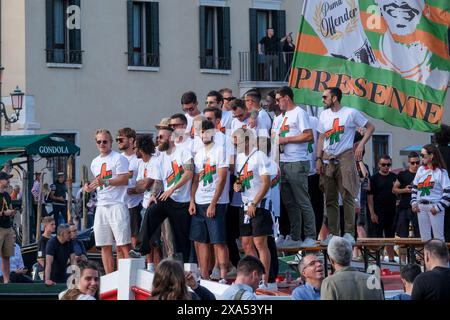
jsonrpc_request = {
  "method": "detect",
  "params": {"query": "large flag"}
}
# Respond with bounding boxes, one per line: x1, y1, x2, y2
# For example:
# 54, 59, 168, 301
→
290, 0, 450, 132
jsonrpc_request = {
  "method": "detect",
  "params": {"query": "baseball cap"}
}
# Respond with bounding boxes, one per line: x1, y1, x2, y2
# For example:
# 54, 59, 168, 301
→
0, 172, 13, 180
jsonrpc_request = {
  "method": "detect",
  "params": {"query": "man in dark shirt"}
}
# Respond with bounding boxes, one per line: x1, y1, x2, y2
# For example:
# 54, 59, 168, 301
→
35, 216, 56, 281
258, 28, 280, 81
49, 173, 67, 225
0, 172, 16, 283
393, 151, 421, 238
367, 155, 397, 261
412, 239, 450, 300
45, 223, 75, 284
69, 223, 87, 263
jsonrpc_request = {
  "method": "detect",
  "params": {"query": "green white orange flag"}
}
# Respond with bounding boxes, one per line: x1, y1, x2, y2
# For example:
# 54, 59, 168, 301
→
289, 0, 450, 132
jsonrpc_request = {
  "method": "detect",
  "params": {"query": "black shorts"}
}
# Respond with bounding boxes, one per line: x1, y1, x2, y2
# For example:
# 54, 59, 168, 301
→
129, 204, 143, 236
239, 207, 273, 237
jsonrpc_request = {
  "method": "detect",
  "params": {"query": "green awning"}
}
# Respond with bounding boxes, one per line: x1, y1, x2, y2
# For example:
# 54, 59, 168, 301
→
0, 134, 80, 157
0, 153, 23, 167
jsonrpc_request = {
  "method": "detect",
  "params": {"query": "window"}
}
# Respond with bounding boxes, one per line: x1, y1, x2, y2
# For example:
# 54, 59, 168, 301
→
46, 0, 82, 64
372, 134, 390, 173
127, 1, 159, 67
199, 6, 231, 70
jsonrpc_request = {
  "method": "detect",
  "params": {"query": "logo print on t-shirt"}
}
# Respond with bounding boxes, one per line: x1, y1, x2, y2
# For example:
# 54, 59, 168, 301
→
279, 117, 290, 137
97, 163, 112, 190
418, 175, 435, 196
325, 118, 345, 145
239, 163, 254, 191
167, 161, 185, 187
271, 169, 280, 188
199, 158, 217, 186
128, 170, 134, 179
307, 139, 314, 154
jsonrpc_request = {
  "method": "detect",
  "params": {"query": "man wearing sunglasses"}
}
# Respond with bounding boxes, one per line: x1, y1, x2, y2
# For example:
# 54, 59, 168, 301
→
84, 129, 131, 274
393, 152, 421, 240
219, 88, 235, 134
115, 128, 142, 250
244, 89, 272, 138
367, 155, 398, 262
169, 114, 194, 153
181, 91, 201, 137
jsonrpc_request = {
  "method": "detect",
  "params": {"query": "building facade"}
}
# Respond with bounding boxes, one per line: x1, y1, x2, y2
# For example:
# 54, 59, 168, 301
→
1, 0, 449, 186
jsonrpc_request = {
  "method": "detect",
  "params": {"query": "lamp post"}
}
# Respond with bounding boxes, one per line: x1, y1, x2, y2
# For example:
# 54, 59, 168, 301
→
0, 67, 25, 135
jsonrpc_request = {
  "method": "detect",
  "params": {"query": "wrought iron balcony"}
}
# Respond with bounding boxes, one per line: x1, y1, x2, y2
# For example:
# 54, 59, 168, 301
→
46, 49, 83, 64
239, 51, 293, 82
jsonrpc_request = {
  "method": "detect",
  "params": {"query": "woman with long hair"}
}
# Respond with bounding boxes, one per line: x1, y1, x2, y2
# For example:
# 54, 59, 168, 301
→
149, 259, 215, 300
411, 144, 450, 241
60, 261, 100, 300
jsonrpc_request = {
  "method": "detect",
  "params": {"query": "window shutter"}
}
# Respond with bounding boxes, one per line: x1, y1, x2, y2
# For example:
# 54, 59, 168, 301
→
222, 6, 231, 70
199, 5, 206, 69
127, 0, 134, 65
273, 10, 286, 44
46, 0, 54, 62
69, 0, 81, 63
249, 8, 258, 80
147, 2, 159, 67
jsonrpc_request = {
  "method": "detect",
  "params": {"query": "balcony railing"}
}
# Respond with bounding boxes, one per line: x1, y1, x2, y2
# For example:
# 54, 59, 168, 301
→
127, 52, 160, 68
239, 51, 293, 82
199, 56, 231, 71
46, 49, 83, 64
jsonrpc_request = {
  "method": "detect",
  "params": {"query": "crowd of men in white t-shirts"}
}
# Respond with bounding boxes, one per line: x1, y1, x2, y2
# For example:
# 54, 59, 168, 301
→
84, 86, 378, 289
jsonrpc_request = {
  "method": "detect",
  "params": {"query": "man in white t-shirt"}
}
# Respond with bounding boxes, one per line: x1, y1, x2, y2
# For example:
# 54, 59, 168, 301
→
219, 88, 235, 133
169, 114, 194, 153
181, 91, 201, 138
131, 134, 162, 271
130, 120, 194, 263
232, 127, 276, 286
115, 127, 142, 249
244, 89, 273, 137
190, 119, 230, 281
316, 87, 375, 246
84, 129, 131, 274
273, 86, 316, 248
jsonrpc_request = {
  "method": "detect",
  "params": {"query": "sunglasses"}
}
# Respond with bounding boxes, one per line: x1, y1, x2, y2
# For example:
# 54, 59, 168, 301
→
169, 123, 184, 128
275, 96, 284, 102
322, 95, 328, 99
420, 153, 430, 158
115, 138, 124, 143
157, 135, 164, 140
410, 161, 420, 165
233, 113, 245, 119
224, 97, 236, 101
380, 163, 391, 167
183, 106, 195, 112
96, 140, 109, 145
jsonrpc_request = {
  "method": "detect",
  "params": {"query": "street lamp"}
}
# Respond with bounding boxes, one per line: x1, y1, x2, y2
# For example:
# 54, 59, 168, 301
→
0, 66, 25, 135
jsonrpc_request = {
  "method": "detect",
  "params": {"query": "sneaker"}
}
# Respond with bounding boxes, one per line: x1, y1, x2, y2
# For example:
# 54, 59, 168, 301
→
226, 266, 237, 279
210, 267, 221, 280
343, 233, 355, 246
275, 235, 285, 247
129, 249, 142, 258
218, 278, 227, 284
320, 234, 334, 246
301, 237, 318, 248
282, 236, 302, 248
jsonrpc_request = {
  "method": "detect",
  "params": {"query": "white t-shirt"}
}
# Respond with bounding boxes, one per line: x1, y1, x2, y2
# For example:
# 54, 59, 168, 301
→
412, 166, 450, 211
193, 131, 235, 163
90, 151, 129, 206
257, 108, 273, 135
185, 113, 194, 135
272, 106, 311, 162
194, 143, 230, 204
308, 116, 319, 175
317, 107, 368, 157
235, 149, 276, 209
175, 137, 194, 156
136, 155, 160, 209
231, 116, 250, 132
220, 110, 233, 133
150, 147, 193, 203
122, 153, 143, 208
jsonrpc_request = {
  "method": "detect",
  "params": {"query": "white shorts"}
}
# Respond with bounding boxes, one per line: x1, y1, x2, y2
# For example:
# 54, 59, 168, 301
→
94, 203, 131, 246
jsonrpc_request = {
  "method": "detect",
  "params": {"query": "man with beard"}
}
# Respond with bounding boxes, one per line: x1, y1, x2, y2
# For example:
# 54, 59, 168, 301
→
189, 119, 230, 282
130, 119, 194, 263
219, 88, 235, 133
317, 87, 374, 246
84, 129, 130, 274
115, 128, 142, 249
131, 134, 162, 272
